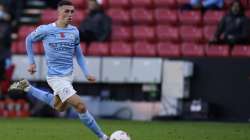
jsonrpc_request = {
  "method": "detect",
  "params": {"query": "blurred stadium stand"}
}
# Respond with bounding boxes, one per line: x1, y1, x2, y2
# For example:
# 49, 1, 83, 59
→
3, 0, 250, 121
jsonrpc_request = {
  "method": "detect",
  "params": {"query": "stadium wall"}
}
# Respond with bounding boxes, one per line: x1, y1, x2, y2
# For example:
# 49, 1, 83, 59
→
184, 58, 250, 121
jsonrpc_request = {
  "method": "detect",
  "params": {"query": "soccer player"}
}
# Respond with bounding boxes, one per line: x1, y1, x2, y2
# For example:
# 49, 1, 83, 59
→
9, 1, 109, 140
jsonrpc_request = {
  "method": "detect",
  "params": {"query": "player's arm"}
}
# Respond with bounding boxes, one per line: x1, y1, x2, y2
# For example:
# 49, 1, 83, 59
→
25, 25, 46, 74
75, 44, 96, 82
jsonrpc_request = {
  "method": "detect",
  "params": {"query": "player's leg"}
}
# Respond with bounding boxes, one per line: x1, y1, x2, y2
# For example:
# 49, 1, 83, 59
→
9, 80, 54, 107
8, 79, 68, 112
66, 94, 108, 140
54, 95, 69, 112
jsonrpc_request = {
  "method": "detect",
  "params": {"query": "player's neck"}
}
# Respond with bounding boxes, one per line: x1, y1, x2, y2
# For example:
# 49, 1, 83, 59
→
55, 20, 68, 28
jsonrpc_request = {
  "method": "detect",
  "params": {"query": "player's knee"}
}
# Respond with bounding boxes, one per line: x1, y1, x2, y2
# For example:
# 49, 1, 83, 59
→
76, 103, 86, 113
55, 106, 67, 112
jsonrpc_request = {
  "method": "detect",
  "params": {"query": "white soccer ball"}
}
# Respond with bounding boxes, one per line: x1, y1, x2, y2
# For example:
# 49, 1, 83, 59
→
110, 130, 131, 140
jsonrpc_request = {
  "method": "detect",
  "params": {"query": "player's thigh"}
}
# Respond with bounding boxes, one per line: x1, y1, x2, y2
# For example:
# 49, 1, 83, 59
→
54, 95, 69, 112
66, 94, 85, 107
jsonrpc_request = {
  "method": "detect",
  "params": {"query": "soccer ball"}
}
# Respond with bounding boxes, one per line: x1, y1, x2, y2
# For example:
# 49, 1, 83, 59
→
110, 130, 131, 140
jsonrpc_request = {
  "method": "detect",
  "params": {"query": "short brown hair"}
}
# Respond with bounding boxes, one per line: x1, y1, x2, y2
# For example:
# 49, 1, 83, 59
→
57, 0, 73, 7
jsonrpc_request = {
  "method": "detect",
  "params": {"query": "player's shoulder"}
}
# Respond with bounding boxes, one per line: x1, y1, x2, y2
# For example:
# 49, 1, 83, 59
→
36, 24, 53, 31
68, 24, 79, 31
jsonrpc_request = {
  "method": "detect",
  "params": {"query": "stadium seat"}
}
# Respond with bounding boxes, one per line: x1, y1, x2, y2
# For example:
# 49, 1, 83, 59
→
133, 26, 155, 41
133, 41, 156, 57
72, 10, 85, 26
41, 9, 57, 24
0, 64, 14, 94
181, 43, 205, 57
131, 8, 154, 24
203, 11, 224, 25
80, 42, 87, 54
71, 0, 86, 9
206, 45, 229, 57
154, 9, 177, 25
16, 41, 27, 54
178, 11, 202, 25
88, 42, 109, 56
131, 0, 153, 8
157, 42, 181, 57
203, 25, 217, 42
156, 25, 179, 42
223, 0, 233, 7
110, 41, 133, 56
18, 26, 36, 40
111, 25, 132, 41
176, 0, 190, 6
153, 0, 176, 8
180, 26, 203, 42
231, 45, 250, 57
11, 41, 19, 54
18, 41, 43, 54
107, 8, 131, 24
108, 0, 130, 8
246, 10, 250, 18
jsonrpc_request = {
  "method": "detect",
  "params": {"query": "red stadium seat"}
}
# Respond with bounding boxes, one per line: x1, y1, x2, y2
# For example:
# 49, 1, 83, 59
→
71, 0, 86, 9
41, 9, 57, 24
231, 45, 250, 57
0, 64, 15, 94
88, 42, 109, 56
110, 41, 133, 56
131, 0, 153, 8
133, 41, 156, 57
111, 25, 132, 41
224, 0, 234, 8
153, 0, 176, 8
133, 26, 155, 41
246, 10, 250, 18
11, 41, 19, 54
18, 26, 36, 40
176, 0, 189, 6
131, 8, 154, 24
156, 25, 179, 42
108, 0, 130, 8
206, 45, 229, 57
18, 41, 43, 54
178, 11, 202, 25
180, 26, 203, 42
203, 25, 217, 42
154, 9, 177, 25
107, 8, 131, 24
80, 42, 87, 54
72, 10, 85, 26
157, 42, 181, 57
181, 43, 205, 57
203, 11, 224, 25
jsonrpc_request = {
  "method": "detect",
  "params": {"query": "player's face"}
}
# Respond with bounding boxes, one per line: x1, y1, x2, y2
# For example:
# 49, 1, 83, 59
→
58, 5, 75, 24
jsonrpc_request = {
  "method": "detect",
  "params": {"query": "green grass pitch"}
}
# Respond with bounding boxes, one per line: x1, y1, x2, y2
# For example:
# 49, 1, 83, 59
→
0, 118, 250, 140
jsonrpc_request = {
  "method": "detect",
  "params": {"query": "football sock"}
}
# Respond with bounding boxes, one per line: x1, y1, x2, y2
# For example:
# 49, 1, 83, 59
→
78, 110, 105, 138
28, 86, 54, 108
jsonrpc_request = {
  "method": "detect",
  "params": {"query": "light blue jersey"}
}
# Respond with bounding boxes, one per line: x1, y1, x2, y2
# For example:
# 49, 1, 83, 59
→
26, 23, 89, 77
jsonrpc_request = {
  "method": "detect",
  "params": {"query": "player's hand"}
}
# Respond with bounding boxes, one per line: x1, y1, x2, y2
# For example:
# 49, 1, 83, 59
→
28, 64, 37, 75
86, 75, 96, 83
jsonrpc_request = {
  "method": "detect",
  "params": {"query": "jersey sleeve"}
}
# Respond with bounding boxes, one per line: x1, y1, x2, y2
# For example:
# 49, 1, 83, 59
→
25, 25, 47, 64
28, 25, 47, 41
75, 29, 80, 45
74, 28, 90, 77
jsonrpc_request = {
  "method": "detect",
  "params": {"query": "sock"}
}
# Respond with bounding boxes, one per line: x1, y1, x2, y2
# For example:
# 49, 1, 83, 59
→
27, 86, 54, 108
78, 110, 105, 139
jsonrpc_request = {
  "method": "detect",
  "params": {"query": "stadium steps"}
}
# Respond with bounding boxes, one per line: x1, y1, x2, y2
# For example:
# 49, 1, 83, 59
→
19, 0, 45, 25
